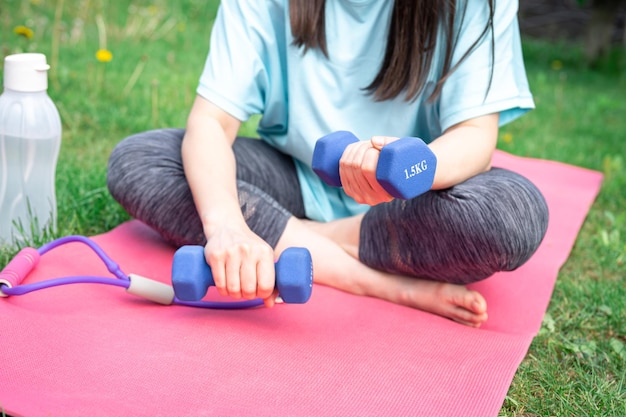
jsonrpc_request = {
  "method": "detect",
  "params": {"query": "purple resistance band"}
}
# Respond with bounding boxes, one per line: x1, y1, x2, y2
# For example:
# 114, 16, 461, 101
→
0, 235, 264, 309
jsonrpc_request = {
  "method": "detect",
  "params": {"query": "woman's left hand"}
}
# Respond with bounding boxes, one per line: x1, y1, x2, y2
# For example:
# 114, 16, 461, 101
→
338, 136, 399, 206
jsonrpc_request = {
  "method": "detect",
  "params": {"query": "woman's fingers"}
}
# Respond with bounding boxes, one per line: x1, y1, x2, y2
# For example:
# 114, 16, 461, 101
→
224, 248, 243, 299
206, 247, 229, 297
340, 141, 370, 199
339, 140, 394, 205
256, 252, 276, 300
205, 233, 277, 303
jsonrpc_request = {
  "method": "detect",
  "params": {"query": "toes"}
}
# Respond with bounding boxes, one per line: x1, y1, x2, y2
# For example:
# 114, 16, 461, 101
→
446, 288, 488, 326
452, 290, 487, 315
388, 277, 489, 327
467, 292, 487, 315
450, 307, 488, 328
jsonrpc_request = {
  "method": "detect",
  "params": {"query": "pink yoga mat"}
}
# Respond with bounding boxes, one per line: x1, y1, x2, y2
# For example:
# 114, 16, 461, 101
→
0, 151, 603, 417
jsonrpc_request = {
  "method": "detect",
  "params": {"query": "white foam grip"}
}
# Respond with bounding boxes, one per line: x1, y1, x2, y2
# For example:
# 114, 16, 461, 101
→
126, 273, 175, 305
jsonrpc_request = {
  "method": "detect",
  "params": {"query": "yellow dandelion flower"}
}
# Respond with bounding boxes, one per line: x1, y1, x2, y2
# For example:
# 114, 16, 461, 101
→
96, 49, 113, 63
551, 60, 563, 71
502, 132, 513, 144
14, 25, 34, 39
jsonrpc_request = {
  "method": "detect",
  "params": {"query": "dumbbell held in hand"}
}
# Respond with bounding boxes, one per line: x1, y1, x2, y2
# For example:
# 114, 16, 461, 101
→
311, 130, 437, 200
171, 246, 313, 304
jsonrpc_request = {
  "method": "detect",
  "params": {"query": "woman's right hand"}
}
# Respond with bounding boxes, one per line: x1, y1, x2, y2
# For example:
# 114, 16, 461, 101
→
339, 137, 396, 206
203, 218, 278, 307
181, 96, 278, 306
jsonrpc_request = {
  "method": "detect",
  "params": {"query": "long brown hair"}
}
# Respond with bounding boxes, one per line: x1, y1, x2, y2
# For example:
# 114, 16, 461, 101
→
290, 0, 495, 102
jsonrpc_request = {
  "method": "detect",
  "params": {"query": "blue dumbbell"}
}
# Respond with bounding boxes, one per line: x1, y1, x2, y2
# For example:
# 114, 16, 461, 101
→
171, 246, 313, 304
311, 130, 437, 200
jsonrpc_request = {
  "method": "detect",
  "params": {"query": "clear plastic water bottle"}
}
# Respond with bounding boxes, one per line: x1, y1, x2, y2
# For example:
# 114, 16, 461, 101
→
0, 53, 62, 246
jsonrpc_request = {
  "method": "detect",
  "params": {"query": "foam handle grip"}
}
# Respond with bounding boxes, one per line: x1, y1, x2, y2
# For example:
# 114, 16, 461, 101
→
0, 247, 40, 297
126, 273, 175, 305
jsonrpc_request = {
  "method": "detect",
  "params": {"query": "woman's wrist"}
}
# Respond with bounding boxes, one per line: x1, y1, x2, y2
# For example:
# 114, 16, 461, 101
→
200, 202, 248, 239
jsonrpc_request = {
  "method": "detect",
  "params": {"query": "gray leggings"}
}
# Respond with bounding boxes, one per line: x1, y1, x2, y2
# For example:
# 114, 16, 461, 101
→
107, 128, 549, 285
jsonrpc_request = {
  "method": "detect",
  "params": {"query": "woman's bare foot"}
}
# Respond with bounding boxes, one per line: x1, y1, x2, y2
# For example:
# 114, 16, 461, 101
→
277, 217, 489, 327
370, 272, 488, 327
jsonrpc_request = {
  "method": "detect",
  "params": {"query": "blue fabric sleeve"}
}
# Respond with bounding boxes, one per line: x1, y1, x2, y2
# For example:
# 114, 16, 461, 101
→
439, 0, 534, 131
196, 1, 279, 121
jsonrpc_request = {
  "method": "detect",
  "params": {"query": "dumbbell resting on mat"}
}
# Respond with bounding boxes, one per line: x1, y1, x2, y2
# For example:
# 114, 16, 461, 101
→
172, 246, 313, 304
311, 130, 437, 200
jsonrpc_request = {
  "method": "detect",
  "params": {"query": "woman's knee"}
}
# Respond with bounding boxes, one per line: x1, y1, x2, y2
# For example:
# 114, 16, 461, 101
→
106, 128, 206, 246
107, 128, 185, 201
358, 168, 549, 284
447, 168, 549, 273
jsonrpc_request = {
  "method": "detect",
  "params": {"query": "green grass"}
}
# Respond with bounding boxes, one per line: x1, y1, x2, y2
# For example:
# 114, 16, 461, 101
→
497, 40, 626, 416
1, 1, 625, 415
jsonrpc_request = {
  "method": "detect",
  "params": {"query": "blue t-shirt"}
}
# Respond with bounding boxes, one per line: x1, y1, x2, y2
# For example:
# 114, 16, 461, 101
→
197, 0, 534, 221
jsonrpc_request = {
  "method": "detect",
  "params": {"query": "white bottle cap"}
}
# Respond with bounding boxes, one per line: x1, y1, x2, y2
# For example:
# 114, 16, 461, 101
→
3, 53, 50, 92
